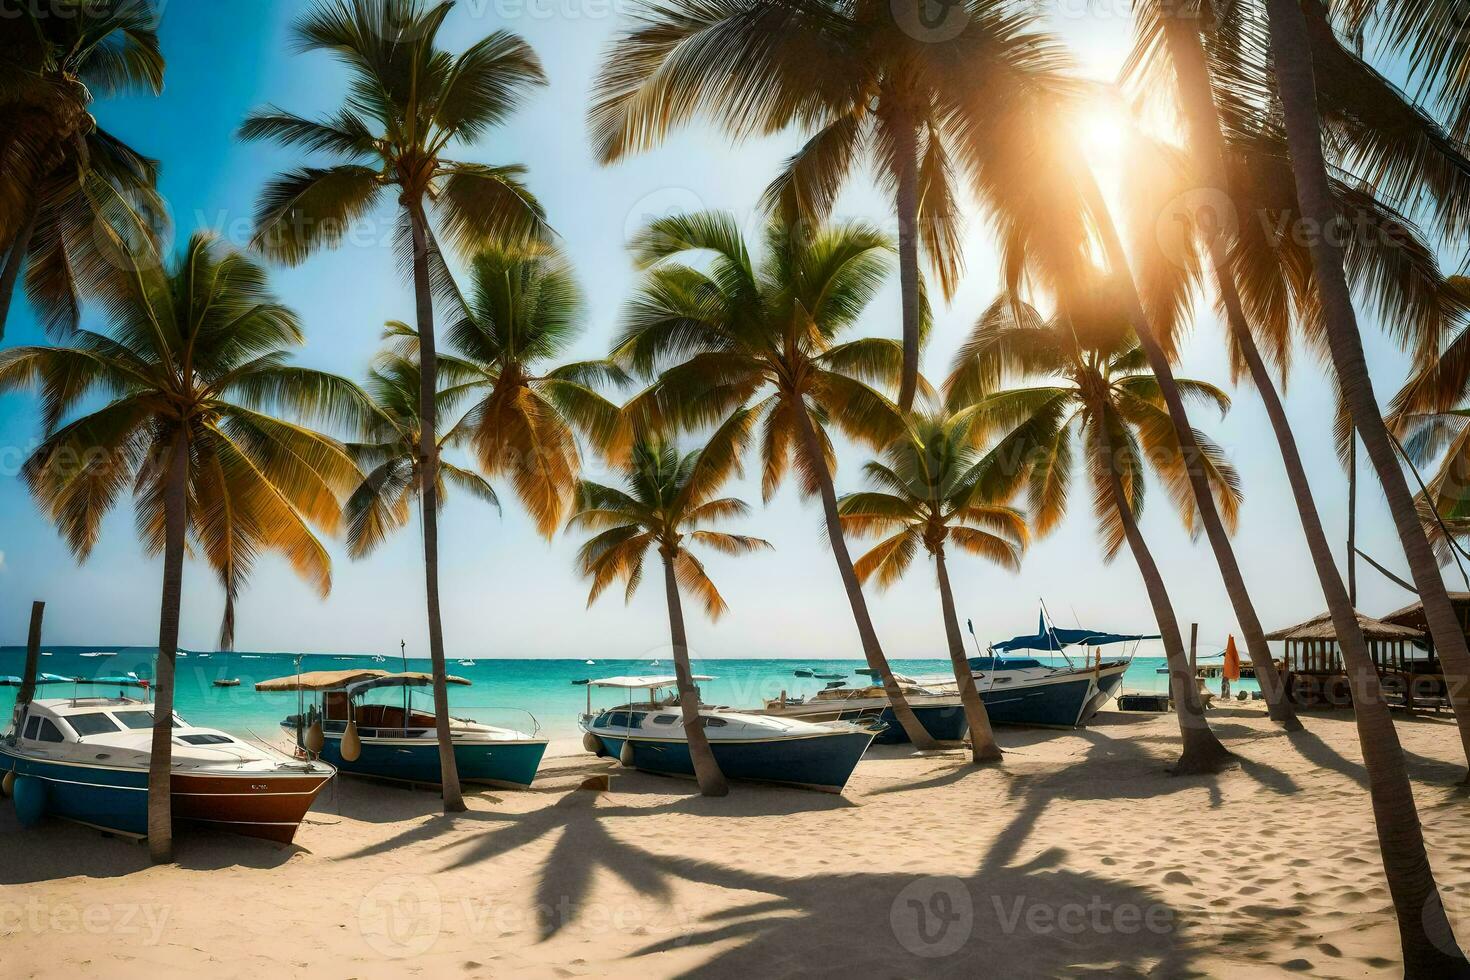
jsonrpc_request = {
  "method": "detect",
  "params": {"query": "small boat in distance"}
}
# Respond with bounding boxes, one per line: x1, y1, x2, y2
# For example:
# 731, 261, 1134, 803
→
2, 676, 333, 844
213, 679, 240, 688
79, 652, 115, 659
576, 676, 881, 794
258, 670, 547, 790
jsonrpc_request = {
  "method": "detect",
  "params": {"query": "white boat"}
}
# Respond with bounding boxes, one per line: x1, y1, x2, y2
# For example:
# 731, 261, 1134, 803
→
2, 675, 334, 843
79, 652, 115, 659
576, 676, 881, 794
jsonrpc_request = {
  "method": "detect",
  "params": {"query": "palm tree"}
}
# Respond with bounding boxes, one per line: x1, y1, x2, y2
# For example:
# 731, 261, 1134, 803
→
838, 410, 1027, 763
241, 0, 548, 812
614, 210, 938, 748
0, 0, 166, 338
569, 411, 771, 796
1133, 0, 1470, 760
441, 240, 629, 537
341, 335, 500, 560
588, 0, 1072, 411
1256, 0, 1469, 968
948, 294, 1238, 774
0, 232, 365, 862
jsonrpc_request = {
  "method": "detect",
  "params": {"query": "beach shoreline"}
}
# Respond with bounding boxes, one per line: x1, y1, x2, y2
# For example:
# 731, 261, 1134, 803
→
4, 705, 1465, 978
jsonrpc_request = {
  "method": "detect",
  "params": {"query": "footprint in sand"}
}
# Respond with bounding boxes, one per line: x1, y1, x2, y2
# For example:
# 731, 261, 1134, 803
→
1237, 885, 1263, 896
1164, 871, 1192, 886
1280, 958, 1314, 971
1315, 944, 1341, 958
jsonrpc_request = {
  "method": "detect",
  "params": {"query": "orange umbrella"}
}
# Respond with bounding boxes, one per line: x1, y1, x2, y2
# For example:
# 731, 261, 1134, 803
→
1223, 635, 1242, 681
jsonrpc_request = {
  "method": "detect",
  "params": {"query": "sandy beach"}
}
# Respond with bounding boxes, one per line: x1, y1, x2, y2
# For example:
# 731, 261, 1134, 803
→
4, 705, 1467, 978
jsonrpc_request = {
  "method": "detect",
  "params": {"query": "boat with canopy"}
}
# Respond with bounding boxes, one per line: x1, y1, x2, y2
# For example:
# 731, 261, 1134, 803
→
576, 675, 882, 794
2, 674, 333, 844
763, 609, 1156, 738
258, 669, 547, 790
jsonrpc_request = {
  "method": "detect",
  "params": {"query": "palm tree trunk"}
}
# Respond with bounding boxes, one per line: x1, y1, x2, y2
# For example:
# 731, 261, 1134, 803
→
790, 396, 937, 747
406, 197, 465, 813
1097, 421, 1233, 774
1262, 1, 1470, 970
1159, 12, 1317, 728
894, 112, 922, 413
660, 548, 728, 796
934, 546, 1001, 763
0, 197, 38, 342
1260, 0, 1470, 773
1078, 166, 1302, 731
148, 426, 189, 863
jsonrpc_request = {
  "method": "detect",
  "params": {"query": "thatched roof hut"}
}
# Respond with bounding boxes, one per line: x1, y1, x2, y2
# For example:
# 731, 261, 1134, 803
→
1265, 611, 1424, 642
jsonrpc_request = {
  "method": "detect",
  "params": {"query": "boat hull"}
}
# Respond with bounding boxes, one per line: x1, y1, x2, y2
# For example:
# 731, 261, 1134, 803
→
0, 747, 332, 844
307, 731, 547, 790
589, 730, 876, 794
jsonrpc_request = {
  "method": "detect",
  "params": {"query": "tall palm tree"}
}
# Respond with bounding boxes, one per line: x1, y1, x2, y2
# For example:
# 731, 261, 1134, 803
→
838, 410, 1027, 763
0, 0, 166, 338
241, 0, 548, 812
0, 232, 365, 862
342, 336, 499, 560
588, 0, 1073, 411
441, 240, 629, 537
569, 411, 771, 796
1258, 0, 1469, 969
1124, 0, 1470, 752
948, 294, 1239, 774
614, 210, 937, 748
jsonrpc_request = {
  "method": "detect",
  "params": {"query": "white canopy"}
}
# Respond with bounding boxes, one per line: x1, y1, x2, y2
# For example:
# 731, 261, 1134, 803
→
584, 675, 714, 690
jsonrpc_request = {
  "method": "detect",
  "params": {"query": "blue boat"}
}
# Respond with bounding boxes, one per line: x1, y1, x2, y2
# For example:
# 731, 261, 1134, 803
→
576, 676, 881, 794
2, 676, 333, 844
261, 669, 548, 790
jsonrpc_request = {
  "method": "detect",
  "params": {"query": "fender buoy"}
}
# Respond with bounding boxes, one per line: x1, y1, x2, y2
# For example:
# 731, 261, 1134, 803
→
12, 775, 46, 828
340, 719, 362, 762
1, 768, 14, 798
582, 732, 604, 757
618, 739, 636, 767
304, 719, 325, 755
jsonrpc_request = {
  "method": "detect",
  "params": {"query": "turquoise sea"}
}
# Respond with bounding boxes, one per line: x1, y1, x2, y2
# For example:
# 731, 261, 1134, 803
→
0, 647, 1261, 740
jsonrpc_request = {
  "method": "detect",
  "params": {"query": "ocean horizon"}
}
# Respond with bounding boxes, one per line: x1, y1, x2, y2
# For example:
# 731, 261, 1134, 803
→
1, 645, 1255, 740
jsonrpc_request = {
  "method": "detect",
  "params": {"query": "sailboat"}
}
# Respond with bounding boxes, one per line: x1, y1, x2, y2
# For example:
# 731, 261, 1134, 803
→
763, 610, 1154, 740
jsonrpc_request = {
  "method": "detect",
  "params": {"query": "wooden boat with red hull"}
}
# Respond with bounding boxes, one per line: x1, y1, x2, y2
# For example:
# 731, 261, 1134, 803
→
2, 676, 334, 845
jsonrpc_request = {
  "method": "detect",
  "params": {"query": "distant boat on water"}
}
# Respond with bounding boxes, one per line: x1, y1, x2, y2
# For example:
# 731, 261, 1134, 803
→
79, 652, 115, 659
457, 660, 475, 667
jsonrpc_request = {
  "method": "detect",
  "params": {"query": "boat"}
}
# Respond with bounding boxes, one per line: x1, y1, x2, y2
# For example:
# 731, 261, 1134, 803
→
258, 670, 547, 790
576, 676, 882, 794
213, 679, 240, 688
457, 660, 475, 667
762, 613, 1151, 741
1, 675, 333, 844
79, 652, 115, 659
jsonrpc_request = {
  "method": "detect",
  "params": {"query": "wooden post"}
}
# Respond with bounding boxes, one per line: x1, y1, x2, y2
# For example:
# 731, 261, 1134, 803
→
1189, 622, 1199, 677
17, 601, 45, 708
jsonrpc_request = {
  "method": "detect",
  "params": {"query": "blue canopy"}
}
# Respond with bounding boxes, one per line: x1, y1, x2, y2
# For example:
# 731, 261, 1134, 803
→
1, 673, 146, 688
993, 613, 1159, 653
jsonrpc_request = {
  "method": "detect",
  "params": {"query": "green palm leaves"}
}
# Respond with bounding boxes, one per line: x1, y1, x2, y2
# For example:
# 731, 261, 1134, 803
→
840, 412, 1028, 587
569, 411, 771, 618
948, 296, 1241, 560
241, 0, 548, 263
0, 232, 368, 646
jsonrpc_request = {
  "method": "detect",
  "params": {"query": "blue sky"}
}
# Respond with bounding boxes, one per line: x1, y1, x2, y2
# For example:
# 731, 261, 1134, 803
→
0, 2, 1440, 658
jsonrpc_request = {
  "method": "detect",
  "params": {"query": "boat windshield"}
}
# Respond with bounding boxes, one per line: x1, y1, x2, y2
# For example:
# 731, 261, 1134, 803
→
67, 713, 121, 737
113, 710, 179, 730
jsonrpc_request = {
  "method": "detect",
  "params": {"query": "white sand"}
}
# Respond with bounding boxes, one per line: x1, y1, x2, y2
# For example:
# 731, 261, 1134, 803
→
4, 705, 1468, 978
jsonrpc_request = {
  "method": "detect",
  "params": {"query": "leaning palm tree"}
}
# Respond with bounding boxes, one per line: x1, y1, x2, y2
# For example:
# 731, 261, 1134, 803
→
588, 0, 1072, 411
839, 410, 1027, 763
569, 411, 771, 796
241, 0, 548, 812
0, 0, 167, 338
948, 294, 1239, 775
614, 210, 937, 748
0, 232, 365, 863
342, 339, 499, 560
1231, 0, 1470, 967
441, 240, 629, 537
